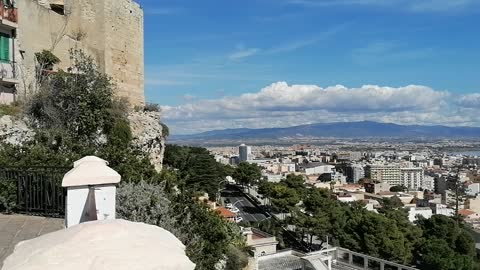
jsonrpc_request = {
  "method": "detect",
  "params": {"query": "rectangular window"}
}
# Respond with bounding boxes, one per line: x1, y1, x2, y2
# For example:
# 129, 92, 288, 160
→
0, 33, 11, 63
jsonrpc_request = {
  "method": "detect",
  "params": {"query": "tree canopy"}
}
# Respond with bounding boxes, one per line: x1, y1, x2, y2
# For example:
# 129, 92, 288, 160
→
232, 162, 262, 187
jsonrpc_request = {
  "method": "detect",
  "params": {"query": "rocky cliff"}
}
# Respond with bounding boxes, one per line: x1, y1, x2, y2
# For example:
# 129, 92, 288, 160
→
0, 112, 166, 171
128, 111, 166, 172
0, 115, 34, 145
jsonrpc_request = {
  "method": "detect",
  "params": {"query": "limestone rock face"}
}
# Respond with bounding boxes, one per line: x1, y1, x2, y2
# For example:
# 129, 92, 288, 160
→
128, 111, 166, 172
0, 116, 34, 145
2, 219, 195, 270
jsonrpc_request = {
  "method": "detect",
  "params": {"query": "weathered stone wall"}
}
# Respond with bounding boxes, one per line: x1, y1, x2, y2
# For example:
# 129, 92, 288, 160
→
128, 111, 166, 172
15, 0, 144, 106
104, 0, 144, 107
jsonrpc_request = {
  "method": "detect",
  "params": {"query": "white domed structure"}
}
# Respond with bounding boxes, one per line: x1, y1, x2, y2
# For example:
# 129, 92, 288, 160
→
2, 219, 195, 270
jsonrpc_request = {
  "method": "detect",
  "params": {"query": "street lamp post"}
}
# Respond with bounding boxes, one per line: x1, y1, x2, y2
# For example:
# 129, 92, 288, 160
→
217, 179, 228, 204
232, 200, 244, 207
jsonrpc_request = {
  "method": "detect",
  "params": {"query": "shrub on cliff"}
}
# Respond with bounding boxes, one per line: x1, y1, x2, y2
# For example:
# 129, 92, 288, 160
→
117, 181, 248, 270
0, 49, 157, 182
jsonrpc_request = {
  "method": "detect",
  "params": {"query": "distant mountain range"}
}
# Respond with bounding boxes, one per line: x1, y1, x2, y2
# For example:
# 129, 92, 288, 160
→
170, 121, 480, 142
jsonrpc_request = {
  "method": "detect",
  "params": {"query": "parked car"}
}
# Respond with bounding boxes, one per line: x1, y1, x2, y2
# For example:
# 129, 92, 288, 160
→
231, 207, 240, 213
234, 216, 243, 223
225, 203, 233, 209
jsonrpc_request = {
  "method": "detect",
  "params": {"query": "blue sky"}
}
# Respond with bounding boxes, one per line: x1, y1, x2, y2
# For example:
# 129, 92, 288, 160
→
136, 0, 480, 134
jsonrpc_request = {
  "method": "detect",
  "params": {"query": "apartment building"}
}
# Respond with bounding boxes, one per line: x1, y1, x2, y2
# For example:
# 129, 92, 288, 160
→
337, 151, 362, 161
366, 164, 402, 186
1, 0, 145, 106
401, 167, 424, 191
367, 164, 425, 190
346, 164, 364, 183
0, 0, 18, 103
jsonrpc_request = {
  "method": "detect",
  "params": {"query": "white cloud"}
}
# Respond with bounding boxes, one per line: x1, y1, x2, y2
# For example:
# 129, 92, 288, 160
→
159, 82, 474, 134
229, 48, 260, 60
458, 93, 480, 108
409, 0, 477, 12
268, 25, 347, 54
352, 41, 435, 64
145, 79, 187, 86
182, 94, 196, 101
268, 38, 320, 54
286, 0, 478, 13
145, 8, 185, 16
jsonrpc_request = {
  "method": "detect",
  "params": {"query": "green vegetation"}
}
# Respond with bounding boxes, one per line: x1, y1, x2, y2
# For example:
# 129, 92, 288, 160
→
232, 161, 262, 187
34, 49, 60, 69
0, 50, 246, 269
143, 102, 161, 112
257, 175, 479, 270
0, 102, 22, 116
1, 48, 476, 270
0, 50, 156, 181
416, 215, 477, 270
163, 144, 233, 198
116, 181, 248, 270
390, 185, 408, 192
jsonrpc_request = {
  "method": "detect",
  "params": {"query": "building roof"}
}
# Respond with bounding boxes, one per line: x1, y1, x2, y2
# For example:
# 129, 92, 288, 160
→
251, 228, 274, 239
298, 162, 329, 169
459, 209, 477, 217
258, 254, 304, 270
216, 207, 236, 218
378, 191, 396, 196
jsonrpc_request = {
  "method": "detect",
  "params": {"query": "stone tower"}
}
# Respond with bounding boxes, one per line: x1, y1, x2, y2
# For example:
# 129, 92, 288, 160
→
12, 0, 145, 106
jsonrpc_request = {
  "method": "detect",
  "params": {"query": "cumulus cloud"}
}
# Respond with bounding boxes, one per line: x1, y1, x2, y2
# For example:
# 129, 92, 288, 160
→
159, 82, 475, 134
458, 93, 480, 108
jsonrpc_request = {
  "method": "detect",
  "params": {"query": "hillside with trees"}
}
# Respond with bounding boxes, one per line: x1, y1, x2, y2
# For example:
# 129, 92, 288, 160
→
255, 176, 479, 270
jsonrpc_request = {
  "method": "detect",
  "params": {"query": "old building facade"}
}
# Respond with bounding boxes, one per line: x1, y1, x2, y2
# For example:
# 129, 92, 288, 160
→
0, 0, 144, 106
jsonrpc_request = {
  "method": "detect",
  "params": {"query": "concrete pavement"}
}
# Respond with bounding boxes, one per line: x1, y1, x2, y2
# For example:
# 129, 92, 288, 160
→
0, 214, 64, 267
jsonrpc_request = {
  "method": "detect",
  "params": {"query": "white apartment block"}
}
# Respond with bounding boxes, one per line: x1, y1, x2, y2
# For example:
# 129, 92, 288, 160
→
367, 165, 402, 186
367, 164, 425, 190
304, 164, 335, 176
337, 151, 362, 161
401, 168, 424, 191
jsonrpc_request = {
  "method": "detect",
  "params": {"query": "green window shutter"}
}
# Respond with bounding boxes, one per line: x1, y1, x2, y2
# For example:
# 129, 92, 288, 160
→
0, 33, 10, 62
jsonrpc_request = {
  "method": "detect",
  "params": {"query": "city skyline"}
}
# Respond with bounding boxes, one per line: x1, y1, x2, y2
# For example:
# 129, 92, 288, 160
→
137, 0, 480, 134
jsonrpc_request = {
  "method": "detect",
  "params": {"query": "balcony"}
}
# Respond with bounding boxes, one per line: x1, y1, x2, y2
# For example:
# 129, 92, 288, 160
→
0, 0, 18, 28
0, 60, 18, 84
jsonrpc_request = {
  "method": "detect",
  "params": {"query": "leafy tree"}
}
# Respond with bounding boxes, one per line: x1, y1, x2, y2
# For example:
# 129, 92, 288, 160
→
379, 196, 404, 212
163, 145, 231, 199
358, 178, 372, 185
232, 162, 262, 187
415, 215, 476, 270
28, 49, 119, 143
270, 184, 300, 213
0, 49, 160, 181
225, 245, 249, 270
282, 174, 306, 190
117, 181, 248, 270
35, 49, 61, 69
390, 185, 408, 192
447, 168, 469, 222
417, 238, 475, 270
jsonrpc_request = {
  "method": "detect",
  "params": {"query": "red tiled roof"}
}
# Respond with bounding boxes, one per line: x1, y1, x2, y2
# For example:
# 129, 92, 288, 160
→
459, 209, 476, 217
216, 207, 236, 218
